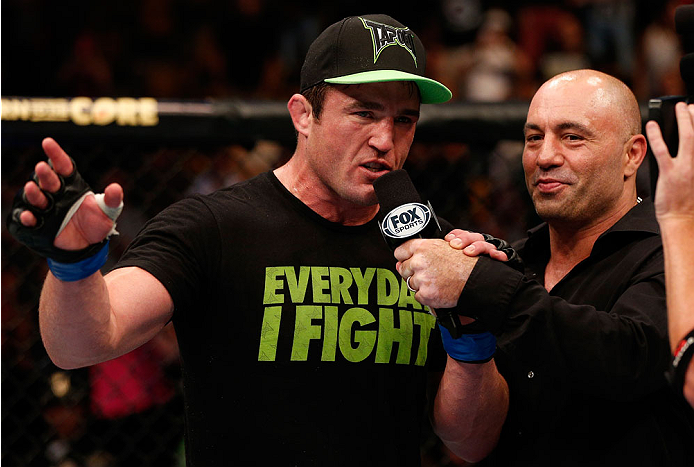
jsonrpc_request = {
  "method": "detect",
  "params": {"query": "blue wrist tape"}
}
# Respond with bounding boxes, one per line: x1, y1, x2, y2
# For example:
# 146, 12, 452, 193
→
47, 241, 109, 282
439, 326, 497, 363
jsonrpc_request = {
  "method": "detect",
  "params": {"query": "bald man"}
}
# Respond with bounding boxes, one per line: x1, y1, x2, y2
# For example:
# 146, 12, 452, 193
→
395, 70, 694, 465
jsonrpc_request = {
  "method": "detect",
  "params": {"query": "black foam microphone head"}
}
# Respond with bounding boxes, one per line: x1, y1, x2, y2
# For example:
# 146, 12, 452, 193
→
373, 169, 442, 250
373, 169, 422, 211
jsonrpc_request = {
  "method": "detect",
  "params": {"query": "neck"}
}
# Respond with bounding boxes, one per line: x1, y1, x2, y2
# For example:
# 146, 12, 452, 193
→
548, 222, 605, 267
544, 193, 639, 290
551, 192, 639, 256
274, 159, 379, 226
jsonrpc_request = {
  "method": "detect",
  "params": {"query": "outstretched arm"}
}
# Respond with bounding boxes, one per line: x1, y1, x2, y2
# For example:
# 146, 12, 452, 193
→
12, 138, 173, 369
646, 102, 694, 407
40, 265, 173, 369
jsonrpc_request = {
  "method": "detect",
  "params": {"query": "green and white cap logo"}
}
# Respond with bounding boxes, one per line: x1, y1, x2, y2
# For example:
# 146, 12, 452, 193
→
360, 18, 417, 67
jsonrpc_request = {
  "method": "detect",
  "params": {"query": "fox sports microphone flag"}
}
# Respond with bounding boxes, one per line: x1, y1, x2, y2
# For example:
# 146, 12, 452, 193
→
373, 169, 443, 250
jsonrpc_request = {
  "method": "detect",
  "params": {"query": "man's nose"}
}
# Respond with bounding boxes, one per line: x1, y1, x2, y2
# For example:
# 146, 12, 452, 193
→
369, 118, 395, 154
536, 135, 563, 167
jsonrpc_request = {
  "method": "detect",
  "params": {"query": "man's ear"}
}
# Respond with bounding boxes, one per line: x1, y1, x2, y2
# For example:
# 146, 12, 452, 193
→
288, 94, 312, 137
624, 134, 648, 179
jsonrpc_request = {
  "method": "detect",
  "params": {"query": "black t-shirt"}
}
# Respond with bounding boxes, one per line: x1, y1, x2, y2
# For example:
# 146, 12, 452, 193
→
115, 171, 446, 466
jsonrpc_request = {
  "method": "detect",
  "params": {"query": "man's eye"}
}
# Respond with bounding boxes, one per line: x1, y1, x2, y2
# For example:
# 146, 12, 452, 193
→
525, 134, 542, 142
354, 111, 372, 118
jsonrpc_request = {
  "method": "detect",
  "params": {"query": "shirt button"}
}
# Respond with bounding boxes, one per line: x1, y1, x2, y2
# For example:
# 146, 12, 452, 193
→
527, 371, 535, 379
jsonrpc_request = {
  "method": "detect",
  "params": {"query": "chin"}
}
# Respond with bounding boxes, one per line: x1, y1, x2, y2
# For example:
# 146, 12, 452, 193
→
358, 195, 379, 207
356, 187, 379, 206
342, 190, 377, 207
534, 201, 567, 222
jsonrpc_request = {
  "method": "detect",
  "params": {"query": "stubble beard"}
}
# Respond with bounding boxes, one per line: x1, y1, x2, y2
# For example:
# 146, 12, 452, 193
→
533, 191, 583, 226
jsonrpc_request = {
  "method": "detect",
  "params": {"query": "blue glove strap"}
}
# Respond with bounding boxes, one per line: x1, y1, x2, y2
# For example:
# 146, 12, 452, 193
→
47, 241, 109, 282
440, 326, 496, 363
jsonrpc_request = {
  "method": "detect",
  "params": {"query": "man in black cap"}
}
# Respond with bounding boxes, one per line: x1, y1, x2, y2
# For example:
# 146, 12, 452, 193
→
8, 14, 454, 467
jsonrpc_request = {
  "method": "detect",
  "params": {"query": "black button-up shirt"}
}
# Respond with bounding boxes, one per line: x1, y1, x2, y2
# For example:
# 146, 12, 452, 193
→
462, 200, 694, 466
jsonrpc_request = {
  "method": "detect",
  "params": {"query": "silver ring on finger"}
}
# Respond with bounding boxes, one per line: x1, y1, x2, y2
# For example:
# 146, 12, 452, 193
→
406, 276, 417, 293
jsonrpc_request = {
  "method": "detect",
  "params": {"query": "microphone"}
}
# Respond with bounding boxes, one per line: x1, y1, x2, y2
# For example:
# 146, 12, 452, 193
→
373, 169, 443, 250
373, 169, 462, 337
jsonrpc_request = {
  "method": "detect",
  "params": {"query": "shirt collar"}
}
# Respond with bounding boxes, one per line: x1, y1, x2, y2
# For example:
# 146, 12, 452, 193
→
523, 198, 660, 257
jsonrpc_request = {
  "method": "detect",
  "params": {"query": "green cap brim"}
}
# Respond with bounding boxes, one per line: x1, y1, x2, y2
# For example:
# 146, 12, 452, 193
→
325, 70, 452, 104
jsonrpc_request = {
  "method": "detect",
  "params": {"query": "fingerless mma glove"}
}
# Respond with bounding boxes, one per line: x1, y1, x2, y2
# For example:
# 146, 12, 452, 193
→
481, 233, 524, 273
437, 233, 524, 363
6, 158, 123, 281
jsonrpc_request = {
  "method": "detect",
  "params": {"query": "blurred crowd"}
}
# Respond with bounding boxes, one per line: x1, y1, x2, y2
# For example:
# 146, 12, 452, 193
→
2, 0, 689, 102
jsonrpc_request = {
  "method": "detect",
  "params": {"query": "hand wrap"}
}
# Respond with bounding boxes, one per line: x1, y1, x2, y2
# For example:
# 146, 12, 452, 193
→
6, 158, 123, 266
440, 326, 497, 364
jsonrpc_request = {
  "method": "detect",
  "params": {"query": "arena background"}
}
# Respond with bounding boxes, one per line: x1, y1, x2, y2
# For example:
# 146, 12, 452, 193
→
1, 1, 689, 466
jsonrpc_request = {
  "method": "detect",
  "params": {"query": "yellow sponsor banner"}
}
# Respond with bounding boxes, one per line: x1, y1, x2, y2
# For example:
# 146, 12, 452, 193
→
0, 97, 159, 126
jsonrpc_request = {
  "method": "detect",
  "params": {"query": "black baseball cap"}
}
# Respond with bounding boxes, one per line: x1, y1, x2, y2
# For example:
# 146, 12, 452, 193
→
300, 14, 452, 104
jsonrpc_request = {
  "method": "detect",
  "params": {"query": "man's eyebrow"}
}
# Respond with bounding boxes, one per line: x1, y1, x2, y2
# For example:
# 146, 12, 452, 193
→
556, 121, 594, 136
523, 122, 541, 135
348, 100, 420, 118
402, 108, 421, 118
349, 100, 383, 111
523, 121, 595, 137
